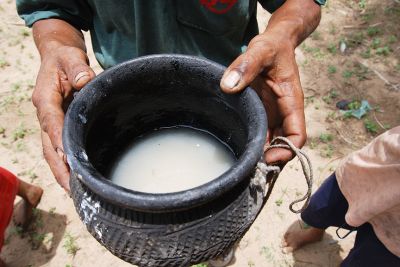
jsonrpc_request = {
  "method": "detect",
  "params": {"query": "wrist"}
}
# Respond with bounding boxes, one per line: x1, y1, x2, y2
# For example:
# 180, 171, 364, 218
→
33, 19, 86, 61
38, 40, 87, 63
264, 18, 305, 50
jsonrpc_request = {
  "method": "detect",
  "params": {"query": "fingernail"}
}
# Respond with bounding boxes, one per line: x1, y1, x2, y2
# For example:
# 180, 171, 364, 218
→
74, 71, 90, 84
222, 70, 241, 89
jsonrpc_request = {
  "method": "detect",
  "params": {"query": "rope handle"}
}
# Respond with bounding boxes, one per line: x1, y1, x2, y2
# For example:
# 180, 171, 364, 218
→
255, 136, 313, 214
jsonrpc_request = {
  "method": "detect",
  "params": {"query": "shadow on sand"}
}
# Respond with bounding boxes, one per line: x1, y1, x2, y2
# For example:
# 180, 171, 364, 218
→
1, 206, 67, 267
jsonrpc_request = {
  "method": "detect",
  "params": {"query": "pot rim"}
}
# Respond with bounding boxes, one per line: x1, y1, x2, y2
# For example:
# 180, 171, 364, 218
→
63, 54, 267, 212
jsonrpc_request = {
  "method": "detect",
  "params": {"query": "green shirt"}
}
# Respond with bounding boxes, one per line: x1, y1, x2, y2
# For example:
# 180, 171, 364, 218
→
16, 0, 324, 69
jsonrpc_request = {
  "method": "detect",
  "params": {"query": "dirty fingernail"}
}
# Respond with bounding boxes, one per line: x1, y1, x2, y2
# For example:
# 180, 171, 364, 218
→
74, 71, 90, 84
222, 70, 241, 89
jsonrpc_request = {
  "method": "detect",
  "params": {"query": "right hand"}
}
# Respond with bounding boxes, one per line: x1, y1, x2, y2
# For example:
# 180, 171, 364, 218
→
33, 46, 95, 192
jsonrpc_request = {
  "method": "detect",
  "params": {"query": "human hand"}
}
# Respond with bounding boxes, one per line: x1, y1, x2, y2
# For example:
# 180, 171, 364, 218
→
220, 33, 306, 166
33, 45, 95, 192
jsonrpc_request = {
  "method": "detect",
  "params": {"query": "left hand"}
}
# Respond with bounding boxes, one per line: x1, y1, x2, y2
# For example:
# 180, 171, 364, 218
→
220, 33, 306, 166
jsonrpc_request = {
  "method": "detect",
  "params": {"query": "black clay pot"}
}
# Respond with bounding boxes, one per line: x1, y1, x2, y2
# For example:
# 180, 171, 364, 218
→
63, 54, 267, 267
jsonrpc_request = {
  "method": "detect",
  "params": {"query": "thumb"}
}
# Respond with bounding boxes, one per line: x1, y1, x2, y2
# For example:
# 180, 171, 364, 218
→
220, 44, 274, 94
61, 48, 96, 89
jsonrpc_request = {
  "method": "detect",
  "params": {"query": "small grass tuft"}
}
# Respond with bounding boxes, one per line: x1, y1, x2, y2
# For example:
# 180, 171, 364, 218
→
376, 46, 391, 56
328, 65, 337, 74
321, 144, 334, 158
63, 233, 80, 257
364, 119, 378, 134
319, 133, 334, 143
367, 27, 380, 37
342, 70, 353, 79
12, 123, 28, 141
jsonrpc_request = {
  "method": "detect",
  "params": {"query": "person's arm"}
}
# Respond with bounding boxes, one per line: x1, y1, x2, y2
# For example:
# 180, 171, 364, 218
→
32, 19, 96, 192
221, 0, 321, 165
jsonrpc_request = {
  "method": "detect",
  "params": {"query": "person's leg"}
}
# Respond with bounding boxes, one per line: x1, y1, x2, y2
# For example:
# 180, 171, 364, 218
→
13, 178, 43, 227
282, 172, 352, 253
341, 223, 400, 267
0, 167, 20, 263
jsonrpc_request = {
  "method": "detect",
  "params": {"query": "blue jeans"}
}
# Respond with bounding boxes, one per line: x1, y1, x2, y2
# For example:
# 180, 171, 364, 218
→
301, 173, 400, 267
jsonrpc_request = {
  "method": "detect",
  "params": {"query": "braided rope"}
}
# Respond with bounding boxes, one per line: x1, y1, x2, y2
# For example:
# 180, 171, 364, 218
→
256, 136, 313, 214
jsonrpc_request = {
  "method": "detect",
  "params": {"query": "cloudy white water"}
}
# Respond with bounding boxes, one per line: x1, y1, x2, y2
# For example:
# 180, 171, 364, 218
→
110, 127, 236, 193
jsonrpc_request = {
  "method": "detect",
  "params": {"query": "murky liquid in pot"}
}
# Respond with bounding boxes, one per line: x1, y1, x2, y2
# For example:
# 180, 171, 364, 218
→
110, 127, 236, 193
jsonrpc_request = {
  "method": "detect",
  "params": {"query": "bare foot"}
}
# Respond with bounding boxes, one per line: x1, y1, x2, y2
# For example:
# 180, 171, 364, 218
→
281, 220, 324, 254
13, 182, 43, 228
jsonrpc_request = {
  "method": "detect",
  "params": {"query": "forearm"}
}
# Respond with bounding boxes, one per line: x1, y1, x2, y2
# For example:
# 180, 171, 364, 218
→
33, 19, 86, 60
264, 0, 321, 48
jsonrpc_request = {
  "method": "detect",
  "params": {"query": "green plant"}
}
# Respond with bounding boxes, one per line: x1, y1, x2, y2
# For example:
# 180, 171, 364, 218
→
376, 46, 391, 56
11, 83, 21, 92
20, 28, 30, 37
347, 32, 365, 48
321, 144, 334, 158
260, 246, 275, 262
305, 95, 315, 105
18, 168, 39, 182
15, 140, 26, 152
30, 232, 47, 249
275, 188, 288, 207
49, 207, 56, 216
328, 65, 337, 74
327, 42, 337, 54
10, 226, 24, 237
326, 111, 338, 121
0, 127, 5, 135
329, 90, 338, 99
361, 12, 374, 22
308, 138, 318, 149
347, 100, 361, 110
387, 35, 397, 44
63, 233, 80, 257
371, 38, 381, 49
32, 208, 44, 228
0, 58, 9, 68
319, 133, 333, 143
359, 0, 366, 9
192, 264, 208, 267
302, 44, 325, 59
12, 125, 28, 141
364, 119, 378, 134
361, 48, 371, 59
367, 26, 380, 37
275, 199, 283, 207
354, 63, 369, 81
342, 70, 353, 79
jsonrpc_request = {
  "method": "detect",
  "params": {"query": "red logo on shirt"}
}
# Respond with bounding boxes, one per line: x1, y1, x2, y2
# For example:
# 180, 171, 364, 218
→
200, 0, 238, 14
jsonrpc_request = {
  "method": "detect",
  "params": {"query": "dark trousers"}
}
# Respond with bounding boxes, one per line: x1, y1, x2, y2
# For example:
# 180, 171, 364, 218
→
301, 173, 400, 267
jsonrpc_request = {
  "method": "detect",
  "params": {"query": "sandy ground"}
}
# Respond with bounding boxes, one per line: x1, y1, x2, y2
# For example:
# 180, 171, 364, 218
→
1, 0, 399, 266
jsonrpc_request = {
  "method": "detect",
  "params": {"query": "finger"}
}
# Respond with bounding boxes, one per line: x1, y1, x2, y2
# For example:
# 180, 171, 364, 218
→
42, 131, 70, 192
60, 47, 96, 89
220, 39, 275, 93
33, 66, 66, 155
263, 81, 306, 164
